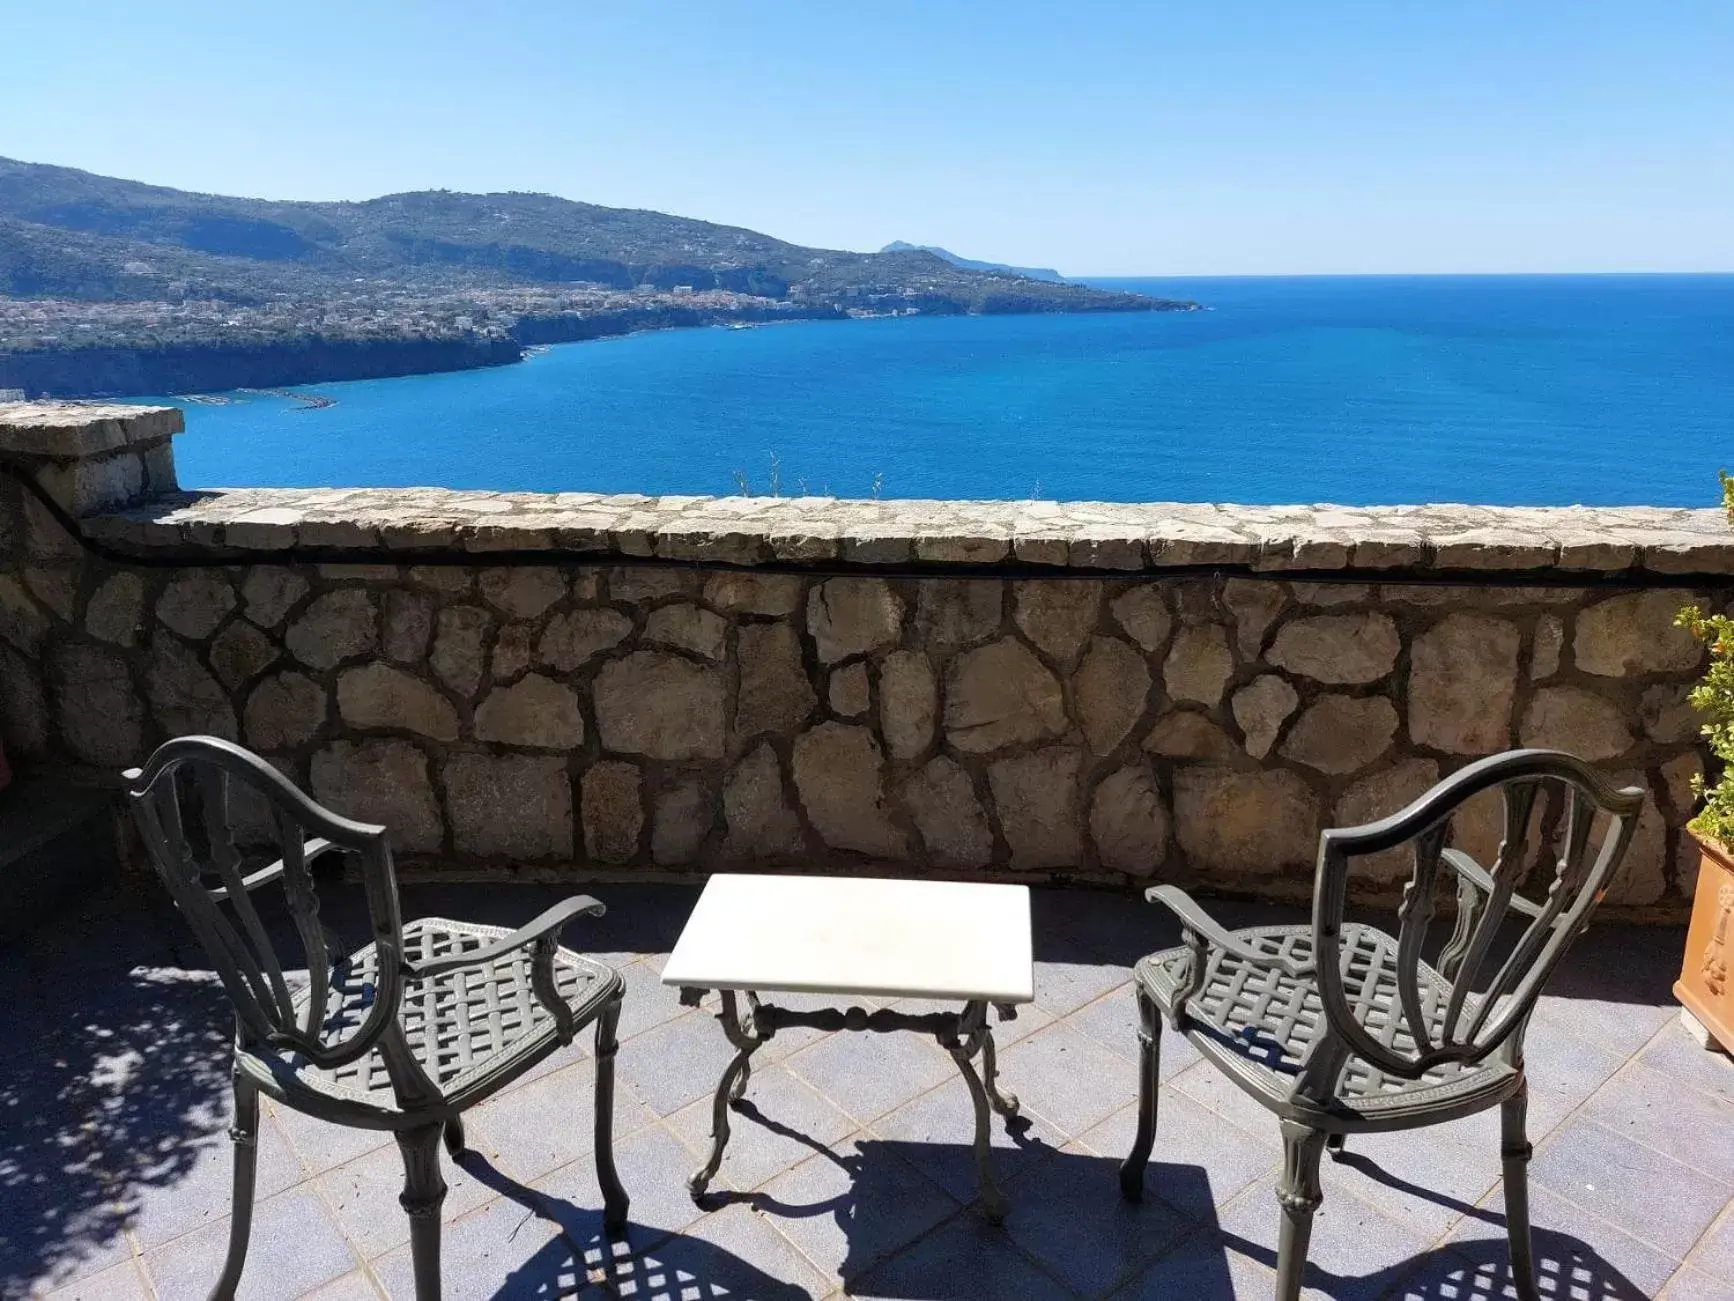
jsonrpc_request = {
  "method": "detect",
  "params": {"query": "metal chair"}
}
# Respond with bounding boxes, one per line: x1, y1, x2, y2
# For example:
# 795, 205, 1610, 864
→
1118, 750, 1643, 1301
124, 736, 629, 1301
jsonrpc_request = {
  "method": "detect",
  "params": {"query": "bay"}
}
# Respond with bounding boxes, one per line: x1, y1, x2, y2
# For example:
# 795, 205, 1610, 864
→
157, 273, 1734, 507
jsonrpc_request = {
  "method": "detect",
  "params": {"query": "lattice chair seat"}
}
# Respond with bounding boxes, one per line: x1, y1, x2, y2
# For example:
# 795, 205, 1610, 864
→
264, 918, 619, 1114
1137, 923, 1516, 1121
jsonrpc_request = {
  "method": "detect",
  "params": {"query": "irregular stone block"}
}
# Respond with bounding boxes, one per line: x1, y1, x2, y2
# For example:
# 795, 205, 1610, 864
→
1110, 586, 1173, 655
285, 590, 378, 670
1013, 581, 1102, 668
445, 753, 573, 860
1640, 682, 1699, 743
608, 567, 700, 604
147, 634, 237, 741
1288, 582, 1370, 607
989, 747, 1083, 870
1232, 674, 1298, 760
1519, 685, 1633, 761
1143, 711, 1238, 758
539, 608, 631, 673
209, 619, 278, 691
1091, 764, 1170, 875
1573, 590, 1702, 677
491, 622, 534, 681
84, 572, 145, 647
595, 651, 725, 759
901, 755, 993, 868
244, 672, 328, 750
645, 602, 728, 661
808, 577, 903, 664
0, 643, 48, 754
1408, 612, 1521, 754
475, 674, 585, 749
703, 571, 804, 616
54, 641, 144, 765
1281, 694, 1398, 775
0, 574, 49, 654
1602, 770, 1666, 906
582, 761, 643, 864
310, 739, 443, 853
1529, 614, 1563, 680
723, 743, 806, 860
652, 779, 713, 865
24, 567, 76, 621
917, 581, 1004, 652
1267, 613, 1399, 685
944, 637, 1066, 753
828, 661, 870, 718
1163, 624, 1234, 707
736, 622, 817, 739
1221, 579, 1286, 658
1333, 758, 1440, 884
792, 721, 907, 858
409, 565, 473, 594
879, 649, 936, 760
241, 566, 309, 629
1075, 636, 1151, 754
382, 590, 433, 664
1173, 766, 1320, 875
337, 663, 460, 741
430, 605, 492, 697
479, 567, 567, 619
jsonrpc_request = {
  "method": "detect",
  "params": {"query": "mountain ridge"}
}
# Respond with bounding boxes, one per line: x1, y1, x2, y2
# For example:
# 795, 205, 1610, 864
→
880, 241, 1065, 282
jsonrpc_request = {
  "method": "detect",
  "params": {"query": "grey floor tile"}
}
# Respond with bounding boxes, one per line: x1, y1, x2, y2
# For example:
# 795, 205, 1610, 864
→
1080, 1091, 1277, 1222
753, 1133, 962, 1284
1063, 984, 1204, 1075
1680, 1201, 1734, 1284
315, 1140, 497, 1262
1581, 1060, 1734, 1183
1110, 1226, 1279, 1300
596, 1201, 832, 1300
852, 1212, 1075, 1300
37, 1257, 154, 1301
1660, 1265, 1734, 1300
1032, 960, 1131, 1019
490, 1037, 588, 1098
665, 1063, 857, 1194
533, 1122, 714, 1251
999, 1141, 1191, 1298
297, 1270, 386, 1300
1314, 1127, 1499, 1243
613, 1008, 741, 1117
1440, 1184, 1680, 1299
869, 1074, 1065, 1206
142, 1188, 359, 1301
1636, 1022, 1734, 1106
464, 1057, 657, 1186
1217, 1171, 1433, 1301
996, 1019, 1138, 1141
1528, 1117, 1731, 1258
267, 1102, 393, 1180
1169, 1058, 1283, 1138
783, 1027, 957, 1127
126, 1115, 306, 1250
612, 956, 701, 1046
1527, 996, 1676, 1068
371, 1195, 568, 1300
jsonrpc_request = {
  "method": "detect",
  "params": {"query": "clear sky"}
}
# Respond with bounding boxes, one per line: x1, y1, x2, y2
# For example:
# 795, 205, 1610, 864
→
4, 1, 1730, 275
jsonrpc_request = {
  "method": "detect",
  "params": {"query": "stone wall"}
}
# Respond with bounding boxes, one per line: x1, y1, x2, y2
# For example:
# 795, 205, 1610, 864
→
2, 403, 1727, 915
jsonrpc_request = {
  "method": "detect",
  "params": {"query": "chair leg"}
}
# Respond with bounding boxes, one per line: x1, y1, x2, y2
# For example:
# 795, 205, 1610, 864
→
443, 1117, 465, 1157
1119, 986, 1162, 1201
396, 1123, 448, 1301
1502, 1083, 1539, 1301
592, 992, 630, 1231
208, 1075, 259, 1301
1275, 1120, 1327, 1301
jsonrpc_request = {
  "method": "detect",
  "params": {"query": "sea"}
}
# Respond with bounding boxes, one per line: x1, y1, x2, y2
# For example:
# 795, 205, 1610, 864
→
154, 274, 1734, 508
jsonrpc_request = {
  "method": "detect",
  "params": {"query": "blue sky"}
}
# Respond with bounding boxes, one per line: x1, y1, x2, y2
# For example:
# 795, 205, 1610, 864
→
4, 1, 1730, 275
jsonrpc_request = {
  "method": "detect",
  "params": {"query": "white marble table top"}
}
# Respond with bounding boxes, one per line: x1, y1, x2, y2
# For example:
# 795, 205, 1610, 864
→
661, 874, 1034, 1003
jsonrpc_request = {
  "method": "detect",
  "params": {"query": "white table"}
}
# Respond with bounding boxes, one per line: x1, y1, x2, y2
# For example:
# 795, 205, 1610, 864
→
662, 874, 1033, 1222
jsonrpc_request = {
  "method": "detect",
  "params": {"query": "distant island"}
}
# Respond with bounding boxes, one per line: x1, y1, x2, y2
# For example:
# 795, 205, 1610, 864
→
0, 158, 1197, 397
880, 241, 1066, 283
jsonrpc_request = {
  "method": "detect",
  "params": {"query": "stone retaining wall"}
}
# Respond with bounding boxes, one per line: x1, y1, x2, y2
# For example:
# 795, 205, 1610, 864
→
2, 403, 1726, 915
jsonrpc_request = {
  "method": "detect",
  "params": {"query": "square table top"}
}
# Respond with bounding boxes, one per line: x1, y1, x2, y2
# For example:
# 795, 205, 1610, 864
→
660, 874, 1034, 1003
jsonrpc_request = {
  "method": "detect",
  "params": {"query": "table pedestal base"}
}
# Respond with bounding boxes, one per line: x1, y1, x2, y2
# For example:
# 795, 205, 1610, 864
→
679, 989, 1020, 1223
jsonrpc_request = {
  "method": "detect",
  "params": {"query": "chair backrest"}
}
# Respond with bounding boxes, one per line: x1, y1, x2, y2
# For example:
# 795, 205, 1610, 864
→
124, 736, 406, 1069
1310, 749, 1643, 1085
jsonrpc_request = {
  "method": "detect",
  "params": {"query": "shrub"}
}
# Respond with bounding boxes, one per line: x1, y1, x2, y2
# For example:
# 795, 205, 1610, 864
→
1677, 470, 1734, 844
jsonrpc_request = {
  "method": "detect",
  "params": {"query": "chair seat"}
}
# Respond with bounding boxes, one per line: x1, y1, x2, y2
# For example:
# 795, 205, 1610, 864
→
249, 916, 619, 1119
1138, 923, 1518, 1123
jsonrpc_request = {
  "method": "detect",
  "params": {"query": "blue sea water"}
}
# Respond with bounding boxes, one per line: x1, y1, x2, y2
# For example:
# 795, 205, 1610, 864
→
159, 274, 1734, 507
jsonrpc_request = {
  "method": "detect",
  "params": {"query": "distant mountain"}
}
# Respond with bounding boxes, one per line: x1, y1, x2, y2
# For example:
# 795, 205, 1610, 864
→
0, 157, 1195, 395
881, 241, 1065, 283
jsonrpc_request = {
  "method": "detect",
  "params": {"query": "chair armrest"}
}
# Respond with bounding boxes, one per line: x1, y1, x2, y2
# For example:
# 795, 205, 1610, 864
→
1146, 885, 1316, 979
403, 895, 607, 980
1440, 850, 1545, 919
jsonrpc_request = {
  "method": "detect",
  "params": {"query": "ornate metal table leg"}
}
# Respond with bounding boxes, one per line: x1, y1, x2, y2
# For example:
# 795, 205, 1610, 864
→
939, 1001, 1010, 1225
980, 1025, 1019, 1117
688, 989, 767, 1201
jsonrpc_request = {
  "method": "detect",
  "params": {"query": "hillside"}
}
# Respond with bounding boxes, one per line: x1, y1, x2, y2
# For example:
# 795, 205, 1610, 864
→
881, 241, 1065, 282
0, 157, 1195, 395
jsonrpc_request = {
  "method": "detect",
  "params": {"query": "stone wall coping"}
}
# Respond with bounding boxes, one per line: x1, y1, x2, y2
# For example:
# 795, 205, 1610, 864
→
0, 402, 183, 459
78, 485, 1734, 577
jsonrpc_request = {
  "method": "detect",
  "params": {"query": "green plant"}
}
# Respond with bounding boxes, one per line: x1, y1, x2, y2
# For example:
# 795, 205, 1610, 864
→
1677, 470, 1734, 844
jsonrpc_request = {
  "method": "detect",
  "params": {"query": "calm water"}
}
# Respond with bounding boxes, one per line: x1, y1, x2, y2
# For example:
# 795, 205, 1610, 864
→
159, 274, 1734, 507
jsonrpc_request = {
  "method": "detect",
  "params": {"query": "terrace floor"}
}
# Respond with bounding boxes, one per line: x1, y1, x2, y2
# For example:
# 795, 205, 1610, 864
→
4, 877, 1731, 1301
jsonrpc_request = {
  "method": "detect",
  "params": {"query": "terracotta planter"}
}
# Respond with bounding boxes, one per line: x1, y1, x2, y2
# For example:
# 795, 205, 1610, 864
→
1677, 833, 1734, 1053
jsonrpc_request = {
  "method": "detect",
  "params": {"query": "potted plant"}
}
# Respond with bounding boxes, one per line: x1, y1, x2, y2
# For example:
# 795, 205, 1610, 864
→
1674, 471, 1734, 1054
